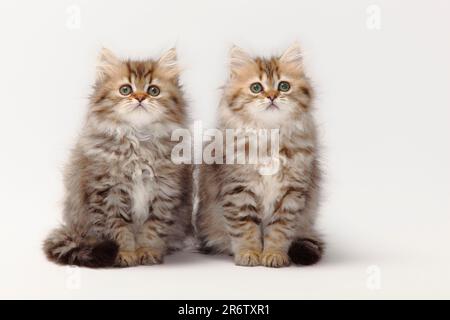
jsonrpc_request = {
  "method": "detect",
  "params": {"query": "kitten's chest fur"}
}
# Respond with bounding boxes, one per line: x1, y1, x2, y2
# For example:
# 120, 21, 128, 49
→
116, 137, 166, 225
239, 159, 287, 222
255, 173, 285, 222
130, 163, 154, 225
247, 146, 311, 222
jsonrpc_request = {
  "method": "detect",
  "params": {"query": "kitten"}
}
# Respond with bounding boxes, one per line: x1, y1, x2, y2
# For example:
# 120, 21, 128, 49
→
196, 44, 324, 267
43, 48, 192, 268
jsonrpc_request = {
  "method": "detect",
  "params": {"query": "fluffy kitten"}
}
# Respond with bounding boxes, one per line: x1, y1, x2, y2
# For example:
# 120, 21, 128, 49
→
44, 48, 192, 268
196, 44, 324, 267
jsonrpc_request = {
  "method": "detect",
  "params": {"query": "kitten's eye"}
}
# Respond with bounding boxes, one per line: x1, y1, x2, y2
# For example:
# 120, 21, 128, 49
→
119, 85, 132, 96
278, 81, 291, 92
147, 85, 160, 97
250, 82, 263, 94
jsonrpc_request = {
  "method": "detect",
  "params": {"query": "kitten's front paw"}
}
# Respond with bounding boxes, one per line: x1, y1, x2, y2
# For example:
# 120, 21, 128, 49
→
136, 247, 163, 265
116, 250, 138, 267
261, 250, 290, 268
234, 249, 261, 267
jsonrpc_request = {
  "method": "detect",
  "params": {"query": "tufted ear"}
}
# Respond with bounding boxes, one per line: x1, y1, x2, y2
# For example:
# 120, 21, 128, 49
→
157, 47, 179, 78
96, 47, 120, 80
280, 42, 303, 66
229, 45, 253, 76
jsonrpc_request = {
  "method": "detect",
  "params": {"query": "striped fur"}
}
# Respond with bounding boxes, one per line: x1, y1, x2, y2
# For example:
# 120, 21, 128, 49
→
43, 48, 192, 268
196, 44, 324, 267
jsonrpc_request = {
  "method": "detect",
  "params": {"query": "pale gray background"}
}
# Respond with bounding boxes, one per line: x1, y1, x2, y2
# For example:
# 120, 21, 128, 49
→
0, 0, 449, 299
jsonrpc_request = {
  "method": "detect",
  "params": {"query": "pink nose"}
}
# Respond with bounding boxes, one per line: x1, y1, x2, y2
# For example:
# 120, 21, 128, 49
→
267, 91, 278, 101
133, 93, 146, 102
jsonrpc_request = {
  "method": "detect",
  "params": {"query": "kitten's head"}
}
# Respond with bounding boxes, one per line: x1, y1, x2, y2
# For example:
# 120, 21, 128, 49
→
222, 43, 312, 126
90, 48, 186, 129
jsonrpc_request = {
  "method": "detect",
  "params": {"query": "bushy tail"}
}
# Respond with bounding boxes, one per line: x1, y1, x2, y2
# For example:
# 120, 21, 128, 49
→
288, 238, 324, 266
43, 226, 118, 268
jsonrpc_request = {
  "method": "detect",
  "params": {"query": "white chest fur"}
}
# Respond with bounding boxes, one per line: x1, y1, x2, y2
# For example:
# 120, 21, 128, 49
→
260, 174, 284, 221
131, 177, 150, 224
130, 162, 155, 225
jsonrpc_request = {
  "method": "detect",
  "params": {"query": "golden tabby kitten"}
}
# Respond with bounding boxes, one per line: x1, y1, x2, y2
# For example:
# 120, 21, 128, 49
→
44, 48, 192, 268
196, 44, 324, 267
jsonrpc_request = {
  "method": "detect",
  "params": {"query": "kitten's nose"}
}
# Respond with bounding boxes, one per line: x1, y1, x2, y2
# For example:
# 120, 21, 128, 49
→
133, 93, 147, 102
267, 91, 278, 101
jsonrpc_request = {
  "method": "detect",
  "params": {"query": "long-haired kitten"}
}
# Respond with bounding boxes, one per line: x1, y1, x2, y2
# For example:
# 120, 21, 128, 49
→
196, 44, 324, 267
44, 48, 192, 268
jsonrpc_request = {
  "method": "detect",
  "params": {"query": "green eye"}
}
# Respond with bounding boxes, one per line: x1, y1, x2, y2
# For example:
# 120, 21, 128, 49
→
119, 85, 132, 96
278, 81, 290, 92
250, 82, 263, 94
147, 85, 160, 96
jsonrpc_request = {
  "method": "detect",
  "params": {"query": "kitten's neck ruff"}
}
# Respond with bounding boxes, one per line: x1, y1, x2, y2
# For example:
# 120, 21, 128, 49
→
133, 128, 154, 142
218, 100, 317, 154
86, 113, 179, 142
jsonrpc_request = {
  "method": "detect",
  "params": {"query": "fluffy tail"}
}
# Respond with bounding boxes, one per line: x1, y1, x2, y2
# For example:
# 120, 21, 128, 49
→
43, 226, 118, 268
288, 238, 324, 266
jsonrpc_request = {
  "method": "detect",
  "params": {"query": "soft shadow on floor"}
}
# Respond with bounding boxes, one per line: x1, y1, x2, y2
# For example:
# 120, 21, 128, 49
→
163, 240, 373, 268
164, 246, 361, 267
319, 247, 354, 266
317, 241, 390, 267
164, 251, 232, 266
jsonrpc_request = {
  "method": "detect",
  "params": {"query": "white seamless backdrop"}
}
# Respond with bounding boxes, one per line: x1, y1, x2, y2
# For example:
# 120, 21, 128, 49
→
0, 0, 449, 299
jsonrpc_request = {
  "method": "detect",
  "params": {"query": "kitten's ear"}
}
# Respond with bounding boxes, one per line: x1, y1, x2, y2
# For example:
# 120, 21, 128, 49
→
96, 47, 120, 80
280, 42, 303, 66
229, 45, 253, 76
157, 48, 179, 78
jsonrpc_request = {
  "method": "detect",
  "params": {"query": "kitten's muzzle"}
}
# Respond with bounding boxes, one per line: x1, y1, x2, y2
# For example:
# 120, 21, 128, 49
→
266, 103, 280, 110
266, 96, 280, 110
